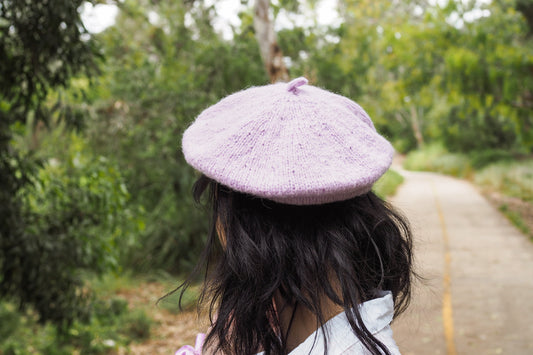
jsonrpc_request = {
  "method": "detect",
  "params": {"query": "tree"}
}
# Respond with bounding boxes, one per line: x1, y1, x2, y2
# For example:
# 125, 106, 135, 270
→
307, 0, 533, 153
85, 0, 267, 273
437, 0, 533, 151
0, 0, 116, 328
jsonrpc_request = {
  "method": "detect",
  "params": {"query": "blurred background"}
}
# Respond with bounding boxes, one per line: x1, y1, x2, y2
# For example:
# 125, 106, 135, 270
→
0, 0, 532, 353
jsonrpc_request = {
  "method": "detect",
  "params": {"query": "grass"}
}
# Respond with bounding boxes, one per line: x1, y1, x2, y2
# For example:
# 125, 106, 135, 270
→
88, 270, 202, 315
373, 169, 405, 198
157, 284, 200, 314
0, 273, 160, 355
475, 160, 533, 202
403, 144, 473, 178
88, 271, 143, 297
0, 298, 152, 355
499, 204, 532, 239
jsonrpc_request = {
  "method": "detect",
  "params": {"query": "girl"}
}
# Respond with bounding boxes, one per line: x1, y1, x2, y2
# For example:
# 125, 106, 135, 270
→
177, 77, 414, 355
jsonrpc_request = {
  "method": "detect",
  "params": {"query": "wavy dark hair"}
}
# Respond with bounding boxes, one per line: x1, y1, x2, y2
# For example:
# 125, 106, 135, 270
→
178, 174, 414, 355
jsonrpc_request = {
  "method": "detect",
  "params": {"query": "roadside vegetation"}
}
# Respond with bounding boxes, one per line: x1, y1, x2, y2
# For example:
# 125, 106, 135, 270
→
0, 284, 152, 354
374, 170, 405, 199
0, 273, 205, 354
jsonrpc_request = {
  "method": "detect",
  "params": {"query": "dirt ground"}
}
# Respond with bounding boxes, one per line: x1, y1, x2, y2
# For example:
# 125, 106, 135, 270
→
116, 282, 205, 354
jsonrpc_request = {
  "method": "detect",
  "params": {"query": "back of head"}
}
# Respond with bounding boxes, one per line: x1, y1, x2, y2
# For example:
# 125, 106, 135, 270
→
180, 78, 415, 355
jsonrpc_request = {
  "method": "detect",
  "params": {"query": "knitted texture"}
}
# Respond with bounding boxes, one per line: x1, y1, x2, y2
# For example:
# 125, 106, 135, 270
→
182, 77, 394, 205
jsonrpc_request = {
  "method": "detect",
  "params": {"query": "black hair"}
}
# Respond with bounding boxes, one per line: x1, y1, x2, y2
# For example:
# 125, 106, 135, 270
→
178, 174, 415, 355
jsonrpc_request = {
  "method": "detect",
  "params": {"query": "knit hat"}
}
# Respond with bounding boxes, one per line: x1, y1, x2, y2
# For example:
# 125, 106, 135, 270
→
182, 77, 394, 205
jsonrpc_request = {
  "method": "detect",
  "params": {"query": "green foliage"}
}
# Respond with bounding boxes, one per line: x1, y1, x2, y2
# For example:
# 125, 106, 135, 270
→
426, 2, 533, 151
25, 134, 139, 272
83, 0, 267, 273
0, 302, 20, 341
498, 204, 533, 239
0, 302, 58, 355
87, 272, 142, 298
1, 133, 139, 329
281, 0, 533, 154
441, 104, 518, 152
0, 0, 98, 128
475, 160, 533, 202
121, 309, 153, 341
0, 0, 103, 330
158, 284, 200, 314
403, 144, 473, 178
469, 149, 516, 169
373, 169, 405, 199
0, 296, 152, 355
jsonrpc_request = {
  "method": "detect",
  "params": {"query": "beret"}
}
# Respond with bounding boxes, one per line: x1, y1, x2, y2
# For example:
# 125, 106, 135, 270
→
182, 77, 394, 205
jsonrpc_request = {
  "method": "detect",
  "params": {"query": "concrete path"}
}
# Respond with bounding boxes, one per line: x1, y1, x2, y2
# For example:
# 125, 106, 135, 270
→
390, 169, 533, 355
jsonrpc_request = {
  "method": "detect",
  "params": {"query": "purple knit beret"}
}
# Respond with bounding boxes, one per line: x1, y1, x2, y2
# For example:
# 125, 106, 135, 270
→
182, 77, 394, 205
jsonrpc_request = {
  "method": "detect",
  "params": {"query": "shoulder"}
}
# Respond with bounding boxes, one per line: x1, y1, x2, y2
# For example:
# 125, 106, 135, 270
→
290, 292, 401, 355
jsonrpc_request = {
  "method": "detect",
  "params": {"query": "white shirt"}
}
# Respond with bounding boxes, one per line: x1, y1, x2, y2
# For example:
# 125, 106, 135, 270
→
257, 291, 401, 355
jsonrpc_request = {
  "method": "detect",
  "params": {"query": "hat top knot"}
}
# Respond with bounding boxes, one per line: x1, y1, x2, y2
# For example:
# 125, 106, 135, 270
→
287, 77, 308, 93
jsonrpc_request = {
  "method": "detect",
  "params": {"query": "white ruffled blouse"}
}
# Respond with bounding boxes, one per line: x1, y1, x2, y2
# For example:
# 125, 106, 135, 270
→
257, 291, 401, 355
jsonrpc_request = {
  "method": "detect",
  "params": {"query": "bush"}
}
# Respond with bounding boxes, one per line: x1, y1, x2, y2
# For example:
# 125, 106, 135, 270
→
469, 149, 515, 169
403, 144, 473, 178
373, 169, 404, 198
475, 160, 533, 202
0, 293, 153, 355
441, 104, 518, 153
0, 301, 63, 355
121, 309, 152, 341
0, 134, 141, 329
403, 144, 446, 171
68, 297, 152, 353
431, 154, 472, 178
0, 302, 21, 341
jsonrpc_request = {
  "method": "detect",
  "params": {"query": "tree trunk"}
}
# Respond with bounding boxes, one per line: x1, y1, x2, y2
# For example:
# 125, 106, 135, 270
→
410, 105, 425, 148
253, 0, 289, 83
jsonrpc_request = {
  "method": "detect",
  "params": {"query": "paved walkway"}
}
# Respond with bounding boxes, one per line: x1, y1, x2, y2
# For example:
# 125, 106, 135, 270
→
391, 169, 533, 355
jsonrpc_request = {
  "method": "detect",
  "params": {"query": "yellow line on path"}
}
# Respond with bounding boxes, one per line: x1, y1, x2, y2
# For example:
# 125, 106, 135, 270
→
432, 182, 457, 355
